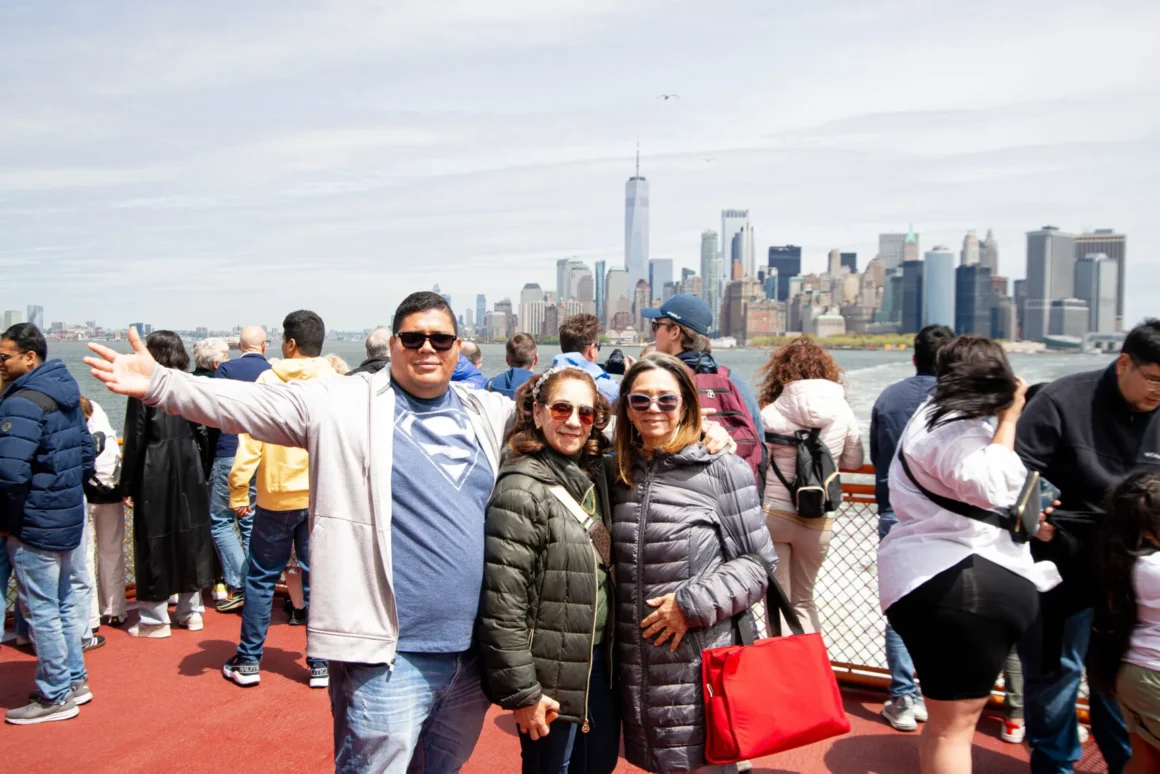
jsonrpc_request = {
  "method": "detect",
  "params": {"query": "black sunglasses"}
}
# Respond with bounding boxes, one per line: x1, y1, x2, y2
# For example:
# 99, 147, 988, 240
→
397, 332, 457, 352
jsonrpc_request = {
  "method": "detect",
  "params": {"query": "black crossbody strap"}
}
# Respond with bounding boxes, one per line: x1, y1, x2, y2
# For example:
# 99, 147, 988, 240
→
897, 449, 1015, 531
764, 431, 800, 493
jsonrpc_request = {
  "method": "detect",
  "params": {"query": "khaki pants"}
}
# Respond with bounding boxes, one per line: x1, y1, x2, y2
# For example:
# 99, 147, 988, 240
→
765, 511, 831, 635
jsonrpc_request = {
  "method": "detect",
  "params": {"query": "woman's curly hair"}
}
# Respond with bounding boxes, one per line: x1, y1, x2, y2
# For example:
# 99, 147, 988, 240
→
757, 336, 843, 406
504, 368, 613, 463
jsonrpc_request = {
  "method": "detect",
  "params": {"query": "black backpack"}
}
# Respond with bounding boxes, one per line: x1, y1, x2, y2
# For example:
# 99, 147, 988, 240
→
765, 428, 843, 518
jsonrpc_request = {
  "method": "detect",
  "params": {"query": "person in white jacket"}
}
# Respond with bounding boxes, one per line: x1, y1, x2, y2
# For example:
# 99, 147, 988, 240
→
757, 336, 863, 634
80, 396, 127, 627
879, 336, 1059, 774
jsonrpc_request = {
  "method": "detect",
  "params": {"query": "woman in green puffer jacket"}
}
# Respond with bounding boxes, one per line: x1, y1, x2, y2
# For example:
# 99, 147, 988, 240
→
477, 365, 619, 774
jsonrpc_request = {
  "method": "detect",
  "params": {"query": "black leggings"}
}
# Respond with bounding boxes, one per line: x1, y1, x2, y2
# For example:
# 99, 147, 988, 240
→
886, 554, 1039, 701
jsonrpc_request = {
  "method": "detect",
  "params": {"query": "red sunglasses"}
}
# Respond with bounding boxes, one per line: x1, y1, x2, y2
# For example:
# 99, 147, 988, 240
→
546, 401, 596, 427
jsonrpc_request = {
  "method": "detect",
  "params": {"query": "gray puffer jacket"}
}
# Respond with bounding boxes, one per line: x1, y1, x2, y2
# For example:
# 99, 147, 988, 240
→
612, 443, 778, 773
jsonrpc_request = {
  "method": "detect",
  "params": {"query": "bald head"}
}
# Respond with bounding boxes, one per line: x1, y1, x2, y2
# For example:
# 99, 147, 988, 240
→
460, 340, 482, 367
365, 327, 391, 360
239, 326, 268, 354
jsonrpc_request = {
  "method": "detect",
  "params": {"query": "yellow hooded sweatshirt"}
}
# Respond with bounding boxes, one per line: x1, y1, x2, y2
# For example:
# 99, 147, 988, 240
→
228, 356, 337, 511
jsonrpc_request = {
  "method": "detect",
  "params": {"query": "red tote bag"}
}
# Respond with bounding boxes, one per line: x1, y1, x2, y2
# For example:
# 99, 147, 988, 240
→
702, 561, 850, 764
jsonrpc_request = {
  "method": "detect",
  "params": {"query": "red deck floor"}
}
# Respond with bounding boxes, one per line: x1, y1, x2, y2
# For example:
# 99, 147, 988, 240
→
0, 605, 1109, 773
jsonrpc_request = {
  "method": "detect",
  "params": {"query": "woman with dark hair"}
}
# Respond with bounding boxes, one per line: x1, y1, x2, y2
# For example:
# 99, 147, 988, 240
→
120, 331, 216, 638
477, 365, 620, 774
1092, 472, 1160, 773
877, 336, 1061, 773
611, 353, 777, 774
757, 336, 863, 634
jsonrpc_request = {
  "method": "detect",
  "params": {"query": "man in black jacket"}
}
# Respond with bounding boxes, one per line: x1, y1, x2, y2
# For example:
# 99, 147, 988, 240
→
348, 327, 390, 376
1016, 319, 1160, 774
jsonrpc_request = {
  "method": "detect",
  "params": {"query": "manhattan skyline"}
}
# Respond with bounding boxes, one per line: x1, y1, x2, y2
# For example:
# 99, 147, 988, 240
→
2, 1, 1157, 330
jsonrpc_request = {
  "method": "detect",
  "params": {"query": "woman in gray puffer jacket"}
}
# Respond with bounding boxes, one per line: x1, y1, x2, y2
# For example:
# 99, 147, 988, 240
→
611, 354, 779, 773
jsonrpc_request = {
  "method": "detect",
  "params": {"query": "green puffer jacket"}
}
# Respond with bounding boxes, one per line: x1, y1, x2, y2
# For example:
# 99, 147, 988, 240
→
477, 449, 613, 725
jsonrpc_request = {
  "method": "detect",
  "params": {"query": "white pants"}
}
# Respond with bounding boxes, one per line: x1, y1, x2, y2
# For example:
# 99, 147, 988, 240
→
137, 592, 204, 626
89, 502, 127, 619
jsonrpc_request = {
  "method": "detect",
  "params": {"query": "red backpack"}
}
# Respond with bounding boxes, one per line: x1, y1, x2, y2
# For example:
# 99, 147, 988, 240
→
689, 364, 764, 488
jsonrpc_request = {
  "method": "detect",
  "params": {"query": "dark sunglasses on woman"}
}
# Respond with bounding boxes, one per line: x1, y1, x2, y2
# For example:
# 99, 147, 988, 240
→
626, 393, 681, 413
545, 401, 596, 427
397, 332, 457, 351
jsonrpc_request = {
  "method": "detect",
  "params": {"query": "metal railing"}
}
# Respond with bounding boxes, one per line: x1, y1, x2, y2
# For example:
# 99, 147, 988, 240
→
2, 466, 1088, 712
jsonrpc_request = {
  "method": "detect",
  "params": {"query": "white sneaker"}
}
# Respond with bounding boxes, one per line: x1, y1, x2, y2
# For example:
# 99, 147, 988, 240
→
175, 613, 204, 632
913, 695, 928, 723
127, 622, 171, 639
1001, 719, 1026, 744
212, 583, 228, 602
882, 696, 919, 732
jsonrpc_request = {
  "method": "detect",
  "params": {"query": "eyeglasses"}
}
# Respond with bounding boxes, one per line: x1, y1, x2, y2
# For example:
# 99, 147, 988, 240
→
626, 393, 681, 413
545, 401, 596, 427
650, 320, 675, 333
397, 332, 457, 352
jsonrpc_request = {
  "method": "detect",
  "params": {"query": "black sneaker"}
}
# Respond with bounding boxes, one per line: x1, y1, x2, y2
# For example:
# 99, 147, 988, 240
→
288, 607, 306, 626
309, 662, 329, 689
6, 696, 79, 725
222, 655, 260, 687
82, 635, 106, 652
216, 591, 245, 613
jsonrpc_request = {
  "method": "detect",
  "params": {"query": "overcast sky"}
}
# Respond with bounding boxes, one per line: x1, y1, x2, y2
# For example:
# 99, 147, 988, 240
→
2, 0, 1157, 331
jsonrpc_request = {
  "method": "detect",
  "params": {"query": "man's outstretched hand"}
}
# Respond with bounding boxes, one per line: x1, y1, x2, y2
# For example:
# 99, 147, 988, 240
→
84, 327, 158, 399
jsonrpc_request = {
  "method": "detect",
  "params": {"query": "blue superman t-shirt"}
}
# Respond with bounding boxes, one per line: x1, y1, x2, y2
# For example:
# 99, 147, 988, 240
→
391, 383, 493, 653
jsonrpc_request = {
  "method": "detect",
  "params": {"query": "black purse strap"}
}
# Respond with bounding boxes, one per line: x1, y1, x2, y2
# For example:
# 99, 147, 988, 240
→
735, 553, 806, 645
764, 430, 804, 494
897, 449, 1016, 532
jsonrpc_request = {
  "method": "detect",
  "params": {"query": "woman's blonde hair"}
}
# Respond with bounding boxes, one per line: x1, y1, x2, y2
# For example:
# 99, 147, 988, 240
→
615, 352, 702, 486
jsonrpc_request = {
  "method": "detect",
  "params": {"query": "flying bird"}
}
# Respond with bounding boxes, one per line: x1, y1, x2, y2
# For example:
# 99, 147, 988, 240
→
657, 93, 680, 101
703, 157, 716, 163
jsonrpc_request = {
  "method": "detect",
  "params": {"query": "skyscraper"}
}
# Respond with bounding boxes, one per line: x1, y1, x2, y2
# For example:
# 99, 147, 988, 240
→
625, 147, 649, 293
720, 209, 749, 277
923, 247, 955, 327
649, 258, 673, 302
981, 229, 1000, 275
902, 224, 920, 264
1075, 253, 1117, 334
1049, 298, 1090, 339
879, 232, 908, 271
960, 231, 980, 266
3, 310, 23, 329
26, 305, 44, 330
475, 295, 486, 334
633, 280, 651, 334
518, 283, 545, 336
594, 259, 607, 323
840, 253, 857, 273
700, 230, 722, 333
1024, 226, 1077, 342
1075, 229, 1126, 331
901, 260, 925, 334
767, 245, 802, 302
955, 264, 992, 336
604, 267, 631, 329
827, 249, 842, 277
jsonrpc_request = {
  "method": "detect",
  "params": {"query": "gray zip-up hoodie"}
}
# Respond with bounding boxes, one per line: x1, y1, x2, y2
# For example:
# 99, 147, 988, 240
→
143, 365, 514, 664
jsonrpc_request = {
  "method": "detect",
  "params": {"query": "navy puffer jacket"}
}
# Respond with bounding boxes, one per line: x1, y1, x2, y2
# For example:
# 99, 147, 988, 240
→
0, 360, 94, 551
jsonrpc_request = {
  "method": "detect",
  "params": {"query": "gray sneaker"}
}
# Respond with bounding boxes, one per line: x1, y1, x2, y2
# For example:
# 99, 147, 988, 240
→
28, 681, 91, 706
6, 696, 79, 725
882, 695, 919, 732
913, 695, 928, 723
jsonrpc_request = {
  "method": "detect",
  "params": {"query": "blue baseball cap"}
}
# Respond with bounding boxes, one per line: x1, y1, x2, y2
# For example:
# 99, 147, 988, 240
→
641, 294, 712, 336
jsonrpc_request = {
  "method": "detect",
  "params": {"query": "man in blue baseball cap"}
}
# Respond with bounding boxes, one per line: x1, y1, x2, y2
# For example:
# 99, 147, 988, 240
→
643, 294, 766, 478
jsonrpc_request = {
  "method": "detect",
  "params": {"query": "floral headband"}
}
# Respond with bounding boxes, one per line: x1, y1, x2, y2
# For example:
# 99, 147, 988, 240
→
530, 365, 589, 402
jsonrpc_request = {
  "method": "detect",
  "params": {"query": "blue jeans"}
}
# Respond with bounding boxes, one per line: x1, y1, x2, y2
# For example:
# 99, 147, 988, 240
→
519, 647, 620, 774
1019, 607, 1132, 774
8, 536, 88, 704
209, 456, 256, 590
236, 506, 318, 666
879, 511, 919, 700
1, 538, 29, 638
329, 650, 491, 774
